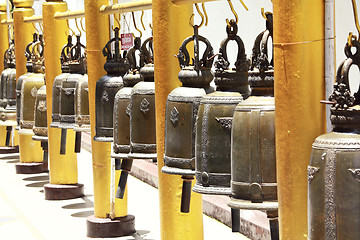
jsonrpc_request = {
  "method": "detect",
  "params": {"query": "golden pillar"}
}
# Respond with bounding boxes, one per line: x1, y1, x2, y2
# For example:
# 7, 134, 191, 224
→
153, 1, 204, 240
42, 0, 83, 200
84, 0, 133, 237
273, 0, 325, 239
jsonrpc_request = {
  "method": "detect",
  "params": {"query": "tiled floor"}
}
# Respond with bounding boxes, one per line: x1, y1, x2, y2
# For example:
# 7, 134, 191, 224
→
0, 150, 249, 240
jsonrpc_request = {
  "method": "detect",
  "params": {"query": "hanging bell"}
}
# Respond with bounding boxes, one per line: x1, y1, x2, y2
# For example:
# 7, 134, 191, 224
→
73, 74, 89, 153
50, 35, 73, 129
94, 27, 129, 142
16, 33, 38, 130
20, 35, 45, 131
58, 35, 86, 155
307, 39, 360, 239
227, 14, 279, 237
193, 21, 249, 197
161, 25, 215, 213
32, 85, 48, 170
0, 39, 17, 146
114, 36, 155, 199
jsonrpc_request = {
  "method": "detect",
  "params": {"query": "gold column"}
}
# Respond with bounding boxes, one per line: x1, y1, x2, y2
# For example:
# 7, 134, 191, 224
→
273, 0, 325, 238
153, 1, 204, 239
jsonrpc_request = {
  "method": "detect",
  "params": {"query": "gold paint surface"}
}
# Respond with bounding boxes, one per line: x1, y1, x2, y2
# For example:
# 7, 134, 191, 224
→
18, 129, 42, 163
273, 0, 325, 239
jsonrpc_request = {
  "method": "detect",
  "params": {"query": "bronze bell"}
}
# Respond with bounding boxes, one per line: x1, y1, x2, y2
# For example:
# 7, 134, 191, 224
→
128, 36, 157, 160
32, 85, 48, 170
16, 33, 38, 130
73, 74, 89, 153
193, 21, 249, 201
58, 35, 86, 155
20, 35, 45, 131
227, 14, 279, 237
0, 39, 17, 146
307, 39, 360, 240
50, 35, 73, 129
94, 27, 129, 142
114, 36, 156, 199
161, 25, 215, 213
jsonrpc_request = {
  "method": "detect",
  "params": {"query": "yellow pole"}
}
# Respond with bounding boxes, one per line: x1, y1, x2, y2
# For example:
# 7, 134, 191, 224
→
273, 0, 325, 239
42, 1, 79, 186
84, 0, 128, 219
13, 4, 42, 164
153, 1, 204, 240
0, 5, 9, 147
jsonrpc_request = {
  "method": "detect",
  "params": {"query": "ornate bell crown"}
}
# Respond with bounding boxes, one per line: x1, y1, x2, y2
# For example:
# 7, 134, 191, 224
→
69, 35, 87, 74
248, 13, 274, 94
31, 34, 45, 73
60, 35, 73, 73
329, 39, 360, 131
3, 39, 15, 69
122, 36, 143, 86
139, 36, 154, 82
214, 21, 249, 92
176, 26, 215, 87
103, 27, 130, 76
25, 33, 38, 72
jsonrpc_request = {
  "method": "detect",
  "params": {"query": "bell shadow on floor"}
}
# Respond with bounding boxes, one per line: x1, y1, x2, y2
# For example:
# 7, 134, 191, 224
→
71, 210, 94, 218
23, 175, 49, 181
25, 180, 49, 188
131, 230, 154, 240
0, 154, 19, 161
62, 195, 94, 210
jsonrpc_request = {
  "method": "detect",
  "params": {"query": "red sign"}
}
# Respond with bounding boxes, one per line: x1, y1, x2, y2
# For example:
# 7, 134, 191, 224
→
121, 33, 133, 51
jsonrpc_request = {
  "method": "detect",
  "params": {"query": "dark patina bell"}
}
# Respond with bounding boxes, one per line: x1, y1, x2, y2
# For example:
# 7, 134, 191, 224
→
94, 27, 129, 142
161, 26, 215, 213
50, 35, 73, 129
128, 36, 157, 160
20, 35, 45, 131
0, 39, 17, 145
193, 21, 250, 198
73, 74, 89, 153
16, 33, 38, 130
58, 35, 86, 154
113, 36, 155, 199
227, 14, 279, 236
32, 85, 48, 170
308, 39, 360, 240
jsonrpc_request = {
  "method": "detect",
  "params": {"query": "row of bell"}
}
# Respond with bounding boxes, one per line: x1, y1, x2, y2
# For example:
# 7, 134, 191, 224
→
50, 34, 89, 154
92, 27, 157, 198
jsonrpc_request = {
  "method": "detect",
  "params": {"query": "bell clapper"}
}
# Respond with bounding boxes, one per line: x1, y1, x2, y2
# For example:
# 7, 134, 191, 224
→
267, 210, 279, 240
231, 208, 241, 233
5, 126, 11, 146
115, 158, 133, 199
180, 175, 194, 213
74, 131, 81, 153
41, 141, 49, 171
60, 128, 67, 155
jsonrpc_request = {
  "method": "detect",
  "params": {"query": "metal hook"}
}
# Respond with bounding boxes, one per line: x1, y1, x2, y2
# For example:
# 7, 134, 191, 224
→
226, 0, 238, 27
80, 17, 86, 33
66, 19, 75, 37
261, 8, 272, 21
131, 11, 142, 38
39, 22, 43, 34
202, 3, 208, 26
189, 3, 204, 28
149, 23, 153, 30
239, 0, 249, 11
32, 22, 39, 34
351, 0, 360, 40
140, 10, 146, 30
75, 18, 82, 37
112, 14, 121, 31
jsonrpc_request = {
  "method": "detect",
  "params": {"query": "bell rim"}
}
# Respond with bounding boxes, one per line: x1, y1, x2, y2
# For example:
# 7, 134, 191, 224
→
192, 184, 231, 196
72, 126, 91, 132
32, 135, 48, 142
111, 153, 129, 159
93, 135, 113, 142
161, 165, 195, 176
127, 152, 157, 160
227, 197, 278, 211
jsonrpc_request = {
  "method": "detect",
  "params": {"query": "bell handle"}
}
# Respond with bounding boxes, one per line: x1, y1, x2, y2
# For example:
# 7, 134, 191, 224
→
218, 21, 247, 72
60, 35, 73, 65
102, 27, 123, 62
69, 35, 86, 62
260, 29, 273, 68
177, 34, 214, 69
140, 36, 154, 67
25, 33, 38, 60
126, 37, 142, 70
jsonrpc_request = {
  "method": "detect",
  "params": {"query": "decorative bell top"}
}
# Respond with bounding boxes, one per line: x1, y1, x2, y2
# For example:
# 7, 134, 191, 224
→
177, 26, 214, 88
329, 40, 360, 131
60, 35, 73, 73
249, 13, 274, 96
139, 36, 154, 82
69, 35, 87, 74
103, 27, 130, 76
31, 34, 45, 74
3, 40, 15, 69
123, 37, 143, 86
214, 21, 249, 94
25, 33, 38, 72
